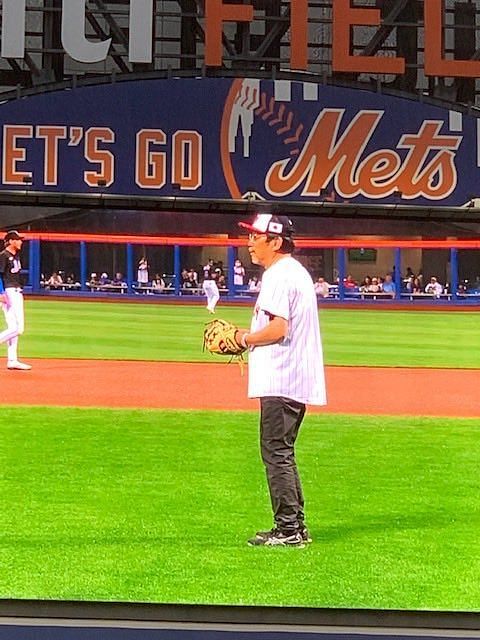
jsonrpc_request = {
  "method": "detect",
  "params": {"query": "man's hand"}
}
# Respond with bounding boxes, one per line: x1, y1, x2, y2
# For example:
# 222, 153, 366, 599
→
238, 316, 288, 347
235, 329, 249, 348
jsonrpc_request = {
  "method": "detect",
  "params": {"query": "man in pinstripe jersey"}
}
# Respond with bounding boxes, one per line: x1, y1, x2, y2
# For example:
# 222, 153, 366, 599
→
236, 214, 326, 548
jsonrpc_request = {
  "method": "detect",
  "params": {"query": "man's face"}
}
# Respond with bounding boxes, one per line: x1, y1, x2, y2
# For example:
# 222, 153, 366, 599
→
247, 232, 281, 267
7, 239, 22, 253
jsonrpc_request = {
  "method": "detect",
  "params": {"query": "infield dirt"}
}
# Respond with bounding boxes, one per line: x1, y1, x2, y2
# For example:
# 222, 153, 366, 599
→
0, 360, 477, 418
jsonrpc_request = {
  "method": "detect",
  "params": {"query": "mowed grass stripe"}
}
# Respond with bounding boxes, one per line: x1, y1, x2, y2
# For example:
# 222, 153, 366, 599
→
1, 406, 480, 609
21, 299, 480, 367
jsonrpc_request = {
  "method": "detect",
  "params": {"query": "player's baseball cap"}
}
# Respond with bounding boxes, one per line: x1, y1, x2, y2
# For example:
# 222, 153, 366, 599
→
4, 230, 25, 242
238, 213, 294, 237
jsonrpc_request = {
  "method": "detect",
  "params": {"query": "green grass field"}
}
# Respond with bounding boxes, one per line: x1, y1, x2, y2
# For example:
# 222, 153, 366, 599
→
2, 299, 480, 610
1, 407, 480, 610
23, 299, 480, 368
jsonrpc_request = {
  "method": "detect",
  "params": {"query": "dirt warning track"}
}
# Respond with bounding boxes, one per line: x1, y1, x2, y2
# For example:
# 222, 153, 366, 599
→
0, 359, 478, 418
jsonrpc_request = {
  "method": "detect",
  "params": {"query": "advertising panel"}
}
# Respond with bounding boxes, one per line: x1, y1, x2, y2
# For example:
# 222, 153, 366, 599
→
0, 77, 477, 207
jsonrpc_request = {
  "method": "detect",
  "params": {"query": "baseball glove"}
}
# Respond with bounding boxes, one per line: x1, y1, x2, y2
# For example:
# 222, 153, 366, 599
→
203, 318, 247, 357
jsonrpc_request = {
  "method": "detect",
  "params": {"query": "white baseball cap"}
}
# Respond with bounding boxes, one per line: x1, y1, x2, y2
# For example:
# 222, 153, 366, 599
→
239, 213, 294, 237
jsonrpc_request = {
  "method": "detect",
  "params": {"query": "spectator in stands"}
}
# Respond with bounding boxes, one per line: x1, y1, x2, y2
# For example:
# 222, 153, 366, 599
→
216, 270, 226, 289
360, 276, 372, 293
344, 274, 357, 289
248, 275, 261, 292
188, 268, 199, 288
137, 257, 149, 285
45, 271, 63, 289
181, 268, 190, 288
367, 277, 381, 293
233, 259, 246, 287
411, 276, 422, 294
99, 272, 110, 286
404, 273, 414, 293
382, 273, 396, 298
314, 276, 330, 298
111, 272, 127, 291
151, 273, 166, 293
405, 267, 414, 281
425, 276, 443, 298
88, 272, 100, 288
65, 273, 80, 289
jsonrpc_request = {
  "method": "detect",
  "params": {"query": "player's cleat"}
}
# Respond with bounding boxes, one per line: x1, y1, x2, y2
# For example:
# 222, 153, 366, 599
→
7, 360, 32, 370
248, 528, 305, 548
254, 526, 312, 544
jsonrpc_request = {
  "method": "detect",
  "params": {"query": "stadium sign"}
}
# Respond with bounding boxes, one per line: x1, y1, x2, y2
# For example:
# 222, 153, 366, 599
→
0, 77, 478, 207
2, 0, 480, 77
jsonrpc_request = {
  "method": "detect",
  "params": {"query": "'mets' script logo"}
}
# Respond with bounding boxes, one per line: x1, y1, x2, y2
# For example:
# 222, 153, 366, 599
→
265, 111, 461, 201
221, 79, 463, 203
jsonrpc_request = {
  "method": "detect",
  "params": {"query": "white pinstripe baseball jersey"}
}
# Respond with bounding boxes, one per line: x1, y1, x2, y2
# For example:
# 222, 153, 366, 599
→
247, 256, 326, 405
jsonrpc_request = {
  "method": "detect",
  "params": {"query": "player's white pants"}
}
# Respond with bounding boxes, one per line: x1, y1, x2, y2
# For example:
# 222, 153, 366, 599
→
202, 280, 220, 312
0, 288, 25, 363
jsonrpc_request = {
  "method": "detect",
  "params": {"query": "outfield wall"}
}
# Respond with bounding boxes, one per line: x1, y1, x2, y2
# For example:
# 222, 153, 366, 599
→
22, 232, 480, 305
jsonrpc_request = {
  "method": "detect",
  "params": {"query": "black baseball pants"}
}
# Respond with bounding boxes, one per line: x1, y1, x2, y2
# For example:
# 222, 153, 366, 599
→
259, 396, 306, 533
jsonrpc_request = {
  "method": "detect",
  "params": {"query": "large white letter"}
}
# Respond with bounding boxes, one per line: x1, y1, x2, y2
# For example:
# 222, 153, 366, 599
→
61, 0, 111, 63
1, 0, 26, 59
129, 0, 154, 63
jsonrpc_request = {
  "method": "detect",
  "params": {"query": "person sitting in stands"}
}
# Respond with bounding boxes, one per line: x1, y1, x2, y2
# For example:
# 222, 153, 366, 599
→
181, 268, 190, 288
359, 276, 372, 293
111, 272, 127, 290
152, 274, 166, 293
343, 274, 357, 289
88, 272, 100, 289
45, 271, 63, 289
248, 276, 261, 292
65, 273, 80, 289
425, 276, 443, 298
411, 276, 422, 293
314, 276, 330, 298
382, 274, 396, 297
187, 268, 199, 289
367, 277, 382, 293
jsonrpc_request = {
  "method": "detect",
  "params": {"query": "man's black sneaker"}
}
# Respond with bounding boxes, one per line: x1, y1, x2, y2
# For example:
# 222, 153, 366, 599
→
254, 526, 312, 544
300, 526, 312, 544
248, 528, 305, 547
